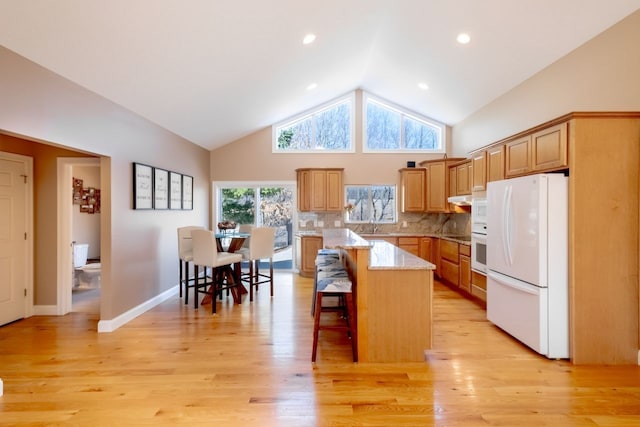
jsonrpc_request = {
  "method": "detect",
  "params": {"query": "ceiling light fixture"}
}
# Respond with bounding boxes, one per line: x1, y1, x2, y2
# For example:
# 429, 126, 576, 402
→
303, 34, 316, 45
418, 82, 429, 90
457, 32, 471, 44
307, 83, 318, 90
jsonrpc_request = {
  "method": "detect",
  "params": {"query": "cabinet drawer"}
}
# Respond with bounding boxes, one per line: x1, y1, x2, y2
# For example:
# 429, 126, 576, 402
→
441, 259, 459, 286
459, 243, 470, 257
440, 239, 459, 262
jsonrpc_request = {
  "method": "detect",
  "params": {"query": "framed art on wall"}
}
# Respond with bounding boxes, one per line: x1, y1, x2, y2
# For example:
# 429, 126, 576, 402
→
169, 171, 182, 210
153, 167, 169, 210
182, 174, 193, 210
133, 162, 153, 209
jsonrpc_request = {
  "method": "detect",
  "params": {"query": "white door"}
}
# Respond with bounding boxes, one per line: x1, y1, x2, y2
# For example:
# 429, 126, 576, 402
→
487, 175, 545, 287
0, 154, 29, 325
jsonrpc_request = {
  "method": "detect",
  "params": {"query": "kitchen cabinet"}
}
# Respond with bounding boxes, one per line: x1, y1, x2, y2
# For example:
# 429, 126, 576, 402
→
505, 135, 532, 177
486, 144, 505, 183
456, 160, 472, 195
296, 168, 343, 212
420, 237, 437, 277
296, 234, 323, 278
471, 151, 487, 192
459, 244, 471, 293
471, 271, 487, 302
397, 236, 420, 256
531, 122, 568, 172
439, 239, 459, 287
399, 168, 426, 212
420, 157, 466, 212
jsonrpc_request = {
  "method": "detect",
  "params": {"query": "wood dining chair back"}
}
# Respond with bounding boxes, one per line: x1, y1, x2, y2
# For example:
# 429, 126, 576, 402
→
238, 226, 276, 302
177, 225, 204, 300
191, 229, 243, 313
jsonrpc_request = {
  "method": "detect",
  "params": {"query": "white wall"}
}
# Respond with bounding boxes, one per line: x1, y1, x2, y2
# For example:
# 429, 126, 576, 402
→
452, 10, 640, 155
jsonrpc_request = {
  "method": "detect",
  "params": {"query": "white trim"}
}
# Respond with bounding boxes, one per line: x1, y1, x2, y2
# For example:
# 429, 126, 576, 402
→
0, 378, 3, 396
57, 158, 100, 316
0, 151, 34, 320
97, 285, 178, 333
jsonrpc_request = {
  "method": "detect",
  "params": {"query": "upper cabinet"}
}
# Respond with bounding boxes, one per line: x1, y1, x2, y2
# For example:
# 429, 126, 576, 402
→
296, 168, 344, 212
420, 157, 466, 213
531, 122, 568, 172
471, 151, 487, 192
399, 168, 426, 212
486, 144, 505, 184
505, 135, 532, 177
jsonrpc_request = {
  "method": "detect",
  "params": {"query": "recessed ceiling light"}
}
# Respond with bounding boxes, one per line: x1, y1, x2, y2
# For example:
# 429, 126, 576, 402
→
303, 34, 316, 45
418, 82, 429, 90
457, 32, 471, 44
307, 83, 318, 90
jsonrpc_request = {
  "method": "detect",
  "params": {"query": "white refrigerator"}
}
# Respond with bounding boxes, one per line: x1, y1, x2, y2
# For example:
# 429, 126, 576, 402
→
486, 173, 569, 359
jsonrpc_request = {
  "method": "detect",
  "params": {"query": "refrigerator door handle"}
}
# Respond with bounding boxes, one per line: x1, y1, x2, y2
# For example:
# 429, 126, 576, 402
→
501, 185, 514, 266
488, 270, 540, 296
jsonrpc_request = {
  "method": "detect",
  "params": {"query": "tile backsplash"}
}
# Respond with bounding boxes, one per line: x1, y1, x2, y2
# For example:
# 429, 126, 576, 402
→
297, 211, 470, 236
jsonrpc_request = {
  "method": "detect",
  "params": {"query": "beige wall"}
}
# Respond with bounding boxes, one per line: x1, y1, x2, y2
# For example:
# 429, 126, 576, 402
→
452, 10, 640, 155
0, 46, 210, 319
211, 90, 453, 186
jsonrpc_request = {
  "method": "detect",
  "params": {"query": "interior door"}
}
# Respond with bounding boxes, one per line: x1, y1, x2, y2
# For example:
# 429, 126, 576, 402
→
0, 154, 28, 325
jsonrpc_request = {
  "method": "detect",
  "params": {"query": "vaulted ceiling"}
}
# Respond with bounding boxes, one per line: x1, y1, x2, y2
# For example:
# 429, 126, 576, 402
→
1, 1, 639, 150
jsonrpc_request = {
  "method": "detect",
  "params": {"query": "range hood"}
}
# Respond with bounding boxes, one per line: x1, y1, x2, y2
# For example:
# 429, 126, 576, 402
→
447, 195, 472, 206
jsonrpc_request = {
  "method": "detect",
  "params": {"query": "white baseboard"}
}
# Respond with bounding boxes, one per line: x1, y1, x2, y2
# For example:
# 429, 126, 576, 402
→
98, 285, 178, 333
0, 378, 3, 396
32, 305, 59, 316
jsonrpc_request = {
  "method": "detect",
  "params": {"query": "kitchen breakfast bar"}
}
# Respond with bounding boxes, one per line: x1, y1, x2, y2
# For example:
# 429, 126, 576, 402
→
322, 229, 435, 362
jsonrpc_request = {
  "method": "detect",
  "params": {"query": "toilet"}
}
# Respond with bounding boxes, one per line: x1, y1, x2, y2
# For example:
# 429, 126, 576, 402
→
73, 243, 101, 288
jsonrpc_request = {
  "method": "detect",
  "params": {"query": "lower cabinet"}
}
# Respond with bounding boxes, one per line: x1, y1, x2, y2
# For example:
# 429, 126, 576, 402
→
439, 239, 459, 287
471, 270, 487, 302
296, 234, 323, 278
459, 244, 471, 293
397, 236, 420, 256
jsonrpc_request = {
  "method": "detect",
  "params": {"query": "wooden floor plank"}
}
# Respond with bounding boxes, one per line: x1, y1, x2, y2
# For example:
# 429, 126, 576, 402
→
1, 272, 639, 426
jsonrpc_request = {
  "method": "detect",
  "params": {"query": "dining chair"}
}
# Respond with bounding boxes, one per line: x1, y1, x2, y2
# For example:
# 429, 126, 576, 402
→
177, 225, 205, 300
191, 229, 243, 314
238, 224, 253, 250
237, 226, 275, 302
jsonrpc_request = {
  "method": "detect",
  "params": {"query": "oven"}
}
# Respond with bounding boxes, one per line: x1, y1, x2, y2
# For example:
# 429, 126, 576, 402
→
471, 232, 487, 273
471, 197, 487, 273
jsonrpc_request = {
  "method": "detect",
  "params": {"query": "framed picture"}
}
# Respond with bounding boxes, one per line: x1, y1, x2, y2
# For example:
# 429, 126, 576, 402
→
133, 163, 153, 210
169, 171, 182, 210
182, 174, 193, 210
153, 167, 169, 210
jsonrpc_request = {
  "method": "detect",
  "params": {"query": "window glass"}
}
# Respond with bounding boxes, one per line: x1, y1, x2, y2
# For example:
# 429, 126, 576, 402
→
364, 93, 445, 153
274, 94, 354, 152
345, 185, 396, 223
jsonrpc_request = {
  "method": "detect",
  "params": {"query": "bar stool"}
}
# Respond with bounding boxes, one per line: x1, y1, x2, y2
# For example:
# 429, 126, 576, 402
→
311, 249, 341, 316
311, 268, 357, 363
177, 225, 204, 300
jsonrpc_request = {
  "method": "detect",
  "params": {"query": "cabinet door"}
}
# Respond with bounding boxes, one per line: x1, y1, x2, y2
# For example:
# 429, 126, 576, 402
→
426, 162, 448, 212
419, 237, 434, 263
325, 169, 343, 211
440, 239, 459, 262
487, 145, 505, 183
456, 162, 471, 195
449, 167, 457, 197
310, 170, 327, 211
459, 255, 471, 292
532, 122, 568, 172
505, 136, 532, 177
301, 236, 323, 277
471, 151, 487, 192
400, 168, 426, 212
297, 170, 311, 211
440, 259, 459, 286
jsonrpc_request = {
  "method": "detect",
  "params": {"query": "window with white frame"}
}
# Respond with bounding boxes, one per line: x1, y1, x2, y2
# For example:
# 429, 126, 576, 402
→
344, 185, 396, 223
363, 93, 445, 153
273, 93, 355, 152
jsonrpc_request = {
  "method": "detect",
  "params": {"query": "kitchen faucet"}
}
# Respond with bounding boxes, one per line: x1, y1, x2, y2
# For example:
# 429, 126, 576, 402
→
369, 218, 378, 234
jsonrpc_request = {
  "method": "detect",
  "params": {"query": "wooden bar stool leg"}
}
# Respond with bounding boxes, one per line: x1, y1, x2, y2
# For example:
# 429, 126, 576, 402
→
345, 292, 358, 362
312, 292, 323, 363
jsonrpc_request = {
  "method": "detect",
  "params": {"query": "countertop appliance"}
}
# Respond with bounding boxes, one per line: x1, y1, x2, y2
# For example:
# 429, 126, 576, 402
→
486, 173, 568, 359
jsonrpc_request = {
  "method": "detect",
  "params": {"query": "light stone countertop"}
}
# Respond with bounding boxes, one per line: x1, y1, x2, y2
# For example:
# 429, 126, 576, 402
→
321, 228, 435, 270
367, 240, 435, 270
296, 230, 471, 245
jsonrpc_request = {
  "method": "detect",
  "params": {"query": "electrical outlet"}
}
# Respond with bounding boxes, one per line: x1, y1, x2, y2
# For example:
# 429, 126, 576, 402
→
317, 221, 324, 227
334, 220, 341, 227
299, 220, 306, 228
402, 221, 408, 228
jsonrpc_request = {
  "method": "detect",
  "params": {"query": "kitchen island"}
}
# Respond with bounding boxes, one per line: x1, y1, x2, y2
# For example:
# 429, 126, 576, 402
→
322, 229, 435, 362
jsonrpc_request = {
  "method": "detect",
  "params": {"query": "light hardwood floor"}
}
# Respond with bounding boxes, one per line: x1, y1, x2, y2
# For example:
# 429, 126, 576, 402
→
1, 272, 639, 426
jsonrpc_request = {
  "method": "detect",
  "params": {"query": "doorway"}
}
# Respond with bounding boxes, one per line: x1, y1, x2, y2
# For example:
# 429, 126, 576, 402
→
215, 181, 296, 269
57, 157, 101, 315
